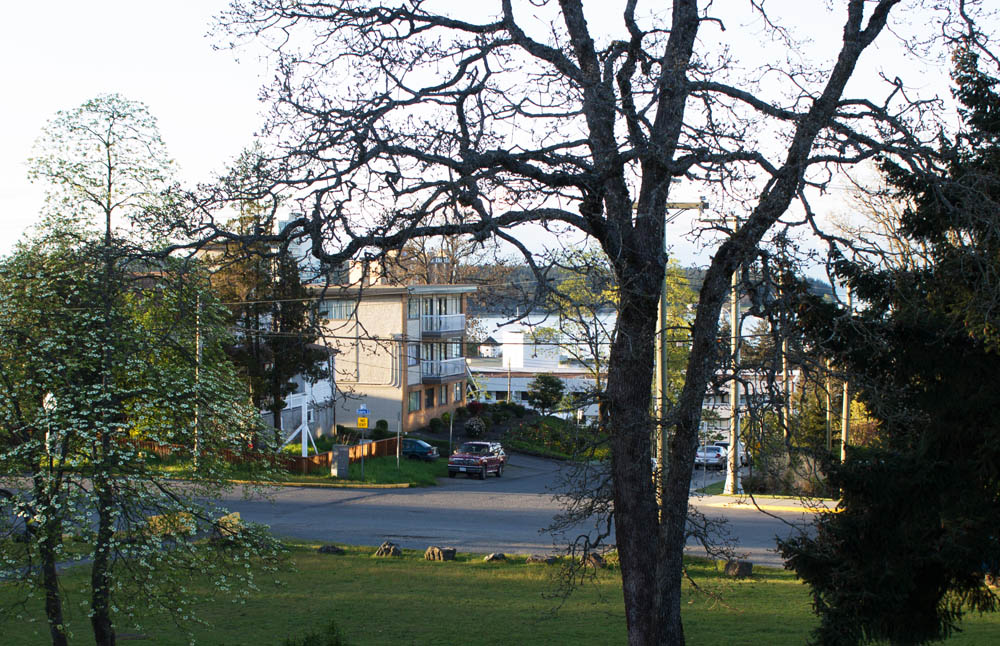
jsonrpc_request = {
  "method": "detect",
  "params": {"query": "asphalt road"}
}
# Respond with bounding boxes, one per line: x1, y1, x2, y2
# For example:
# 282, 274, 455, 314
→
217, 455, 819, 568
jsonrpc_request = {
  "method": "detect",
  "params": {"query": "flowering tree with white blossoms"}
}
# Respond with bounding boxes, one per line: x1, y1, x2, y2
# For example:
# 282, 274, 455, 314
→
0, 95, 282, 646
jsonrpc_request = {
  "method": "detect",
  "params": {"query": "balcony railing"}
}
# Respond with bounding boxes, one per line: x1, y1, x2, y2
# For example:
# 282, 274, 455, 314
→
420, 313, 465, 335
421, 357, 466, 381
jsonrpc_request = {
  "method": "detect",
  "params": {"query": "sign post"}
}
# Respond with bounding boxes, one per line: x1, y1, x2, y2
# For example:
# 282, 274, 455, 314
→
357, 405, 369, 480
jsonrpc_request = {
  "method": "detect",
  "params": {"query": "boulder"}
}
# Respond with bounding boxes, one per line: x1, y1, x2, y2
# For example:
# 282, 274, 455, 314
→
525, 554, 557, 565
724, 559, 753, 578
424, 546, 456, 561
318, 544, 345, 555
483, 552, 506, 562
374, 540, 402, 557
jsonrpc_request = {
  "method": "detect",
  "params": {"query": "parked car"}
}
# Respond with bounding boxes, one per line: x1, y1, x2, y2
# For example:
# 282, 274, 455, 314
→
713, 441, 748, 467
694, 445, 726, 470
401, 438, 439, 461
448, 441, 505, 479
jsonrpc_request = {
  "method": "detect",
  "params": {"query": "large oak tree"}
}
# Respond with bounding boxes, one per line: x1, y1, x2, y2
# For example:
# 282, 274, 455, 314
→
215, 2, 979, 643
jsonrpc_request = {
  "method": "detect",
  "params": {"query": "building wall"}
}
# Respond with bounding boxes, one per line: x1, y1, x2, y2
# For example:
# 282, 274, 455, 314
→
404, 379, 467, 430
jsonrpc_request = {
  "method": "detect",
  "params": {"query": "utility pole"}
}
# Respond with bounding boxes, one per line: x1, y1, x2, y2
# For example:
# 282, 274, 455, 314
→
194, 294, 202, 469
840, 287, 852, 462
781, 321, 790, 446
655, 199, 707, 516
825, 357, 833, 453
724, 213, 744, 495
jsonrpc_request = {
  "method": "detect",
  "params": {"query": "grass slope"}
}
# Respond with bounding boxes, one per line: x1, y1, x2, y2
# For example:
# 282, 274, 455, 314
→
2, 544, 999, 645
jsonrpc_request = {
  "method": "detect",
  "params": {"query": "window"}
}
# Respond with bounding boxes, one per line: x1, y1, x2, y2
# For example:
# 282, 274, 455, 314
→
407, 343, 419, 367
425, 388, 435, 408
319, 299, 355, 320
454, 382, 463, 403
407, 298, 420, 320
439, 385, 448, 405
322, 261, 349, 284
408, 391, 420, 412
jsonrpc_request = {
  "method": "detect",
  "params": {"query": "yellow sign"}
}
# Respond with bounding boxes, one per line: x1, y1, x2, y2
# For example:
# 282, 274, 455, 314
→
357, 417, 369, 429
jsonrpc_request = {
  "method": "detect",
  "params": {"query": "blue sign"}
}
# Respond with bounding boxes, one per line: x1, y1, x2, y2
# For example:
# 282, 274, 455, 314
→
357, 405, 369, 416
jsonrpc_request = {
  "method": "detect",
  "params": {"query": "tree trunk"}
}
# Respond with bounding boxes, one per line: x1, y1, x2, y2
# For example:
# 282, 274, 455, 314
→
604, 270, 663, 645
32, 477, 68, 646
90, 461, 116, 646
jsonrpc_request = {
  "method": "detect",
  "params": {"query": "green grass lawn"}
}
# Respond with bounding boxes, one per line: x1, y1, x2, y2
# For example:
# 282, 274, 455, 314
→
4, 542, 1000, 645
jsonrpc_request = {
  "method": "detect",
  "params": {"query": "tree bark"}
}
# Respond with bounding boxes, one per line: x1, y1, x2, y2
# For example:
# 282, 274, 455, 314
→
32, 476, 68, 646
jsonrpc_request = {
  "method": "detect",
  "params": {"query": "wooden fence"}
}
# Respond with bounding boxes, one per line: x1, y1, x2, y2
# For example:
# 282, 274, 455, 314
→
131, 436, 401, 476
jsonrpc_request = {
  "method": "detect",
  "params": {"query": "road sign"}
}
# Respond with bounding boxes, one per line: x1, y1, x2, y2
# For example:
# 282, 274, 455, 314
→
357, 417, 369, 429
357, 405, 369, 416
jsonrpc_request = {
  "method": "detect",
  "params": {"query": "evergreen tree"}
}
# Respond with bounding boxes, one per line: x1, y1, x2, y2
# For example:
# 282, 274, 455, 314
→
210, 210, 328, 432
781, 46, 1000, 645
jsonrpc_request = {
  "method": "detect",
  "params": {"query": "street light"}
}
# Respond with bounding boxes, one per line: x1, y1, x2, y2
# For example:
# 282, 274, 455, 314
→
653, 198, 709, 515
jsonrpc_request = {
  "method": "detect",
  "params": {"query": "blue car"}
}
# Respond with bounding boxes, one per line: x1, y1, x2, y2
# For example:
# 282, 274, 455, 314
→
401, 438, 440, 461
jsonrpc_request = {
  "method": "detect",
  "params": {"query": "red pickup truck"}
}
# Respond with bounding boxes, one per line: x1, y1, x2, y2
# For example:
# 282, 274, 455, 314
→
447, 441, 505, 479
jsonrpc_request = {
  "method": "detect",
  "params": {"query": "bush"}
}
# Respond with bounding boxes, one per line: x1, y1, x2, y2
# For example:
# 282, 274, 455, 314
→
467, 400, 484, 417
506, 402, 527, 417
281, 619, 350, 646
369, 427, 393, 441
375, 419, 389, 432
423, 438, 451, 457
429, 417, 444, 433
455, 406, 468, 420
465, 417, 486, 438
336, 424, 348, 434
145, 512, 195, 538
440, 412, 451, 426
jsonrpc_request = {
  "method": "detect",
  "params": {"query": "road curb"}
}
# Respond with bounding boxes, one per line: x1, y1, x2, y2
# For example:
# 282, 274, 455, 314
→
227, 479, 411, 489
699, 499, 838, 514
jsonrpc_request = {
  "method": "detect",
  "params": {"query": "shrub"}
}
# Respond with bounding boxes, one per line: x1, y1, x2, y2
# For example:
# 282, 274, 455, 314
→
375, 419, 389, 432
429, 417, 444, 433
440, 412, 451, 426
282, 619, 350, 646
145, 512, 195, 538
466, 400, 484, 417
423, 438, 451, 457
315, 435, 336, 452
455, 406, 468, 420
465, 417, 486, 438
336, 424, 348, 434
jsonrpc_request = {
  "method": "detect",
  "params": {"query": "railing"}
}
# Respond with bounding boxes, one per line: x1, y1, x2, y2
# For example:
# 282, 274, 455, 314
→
421, 357, 466, 379
420, 313, 465, 334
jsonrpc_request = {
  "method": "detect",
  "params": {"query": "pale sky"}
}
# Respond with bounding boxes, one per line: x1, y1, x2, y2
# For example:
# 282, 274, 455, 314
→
0, 1, 968, 267
0, 0, 267, 254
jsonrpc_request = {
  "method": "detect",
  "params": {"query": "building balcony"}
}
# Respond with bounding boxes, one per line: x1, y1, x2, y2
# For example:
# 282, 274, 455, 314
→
420, 313, 465, 337
421, 358, 467, 383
